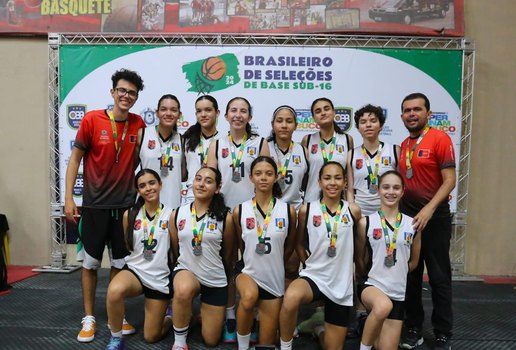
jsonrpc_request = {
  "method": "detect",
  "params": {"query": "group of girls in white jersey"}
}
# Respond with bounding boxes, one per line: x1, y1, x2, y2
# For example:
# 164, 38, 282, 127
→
103, 95, 421, 350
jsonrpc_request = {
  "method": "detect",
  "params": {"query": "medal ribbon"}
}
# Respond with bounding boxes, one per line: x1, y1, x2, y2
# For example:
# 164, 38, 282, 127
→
253, 198, 275, 243
320, 201, 342, 249
378, 211, 402, 256
142, 206, 162, 248
156, 126, 172, 170
228, 133, 247, 175
361, 142, 383, 187
274, 141, 294, 178
320, 136, 336, 164
107, 110, 128, 163
199, 132, 218, 165
405, 126, 430, 174
191, 204, 207, 247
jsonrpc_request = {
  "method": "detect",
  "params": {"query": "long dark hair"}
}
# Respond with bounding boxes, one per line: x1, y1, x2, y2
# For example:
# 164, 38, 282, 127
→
157, 94, 180, 133
183, 95, 219, 152
126, 169, 162, 251
196, 166, 229, 222
250, 156, 283, 198
225, 97, 258, 137
311, 97, 344, 135
267, 105, 298, 143
318, 161, 346, 200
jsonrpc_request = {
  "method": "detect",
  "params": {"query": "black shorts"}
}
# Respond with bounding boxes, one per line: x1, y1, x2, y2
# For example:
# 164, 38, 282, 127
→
258, 286, 281, 300
357, 283, 405, 321
301, 276, 351, 327
173, 269, 228, 306
79, 207, 129, 261
124, 265, 172, 300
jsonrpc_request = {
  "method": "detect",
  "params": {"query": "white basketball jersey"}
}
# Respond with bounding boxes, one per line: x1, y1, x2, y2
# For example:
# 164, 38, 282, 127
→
299, 200, 354, 306
268, 141, 308, 211
217, 135, 265, 209
304, 132, 350, 203
140, 128, 183, 209
183, 133, 220, 205
125, 206, 173, 295
174, 204, 227, 288
240, 199, 290, 297
365, 212, 415, 301
350, 142, 398, 215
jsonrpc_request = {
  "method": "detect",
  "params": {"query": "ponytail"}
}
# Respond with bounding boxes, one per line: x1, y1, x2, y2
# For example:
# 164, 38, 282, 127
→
183, 122, 202, 152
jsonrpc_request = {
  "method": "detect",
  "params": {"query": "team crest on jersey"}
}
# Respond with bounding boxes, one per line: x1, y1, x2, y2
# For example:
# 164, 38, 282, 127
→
246, 217, 255, 230
159, 220, 169, 230
129, 135, 137, 143
292, 155, 301, 164
373, 228, 382, 240
178, 219, 186, 230
404, 231, 413, 244
222, 148, 229, 158
247, 147, 257, 156
311, 144, 318, 154
337, 144, 344, 153
207, 220, 218, 231
172, 143, 180, 152
148, 140, 156, 150
418, 149, 430, 158
341, 214, 350, 224
134, 219, 142, 230
355, 159, 363, 169
275, 218, 285, 229
313, 215, 321, 227
382, 156, 391, 165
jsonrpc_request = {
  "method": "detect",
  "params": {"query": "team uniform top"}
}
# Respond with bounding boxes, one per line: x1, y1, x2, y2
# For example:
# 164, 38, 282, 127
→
268, 141, 308, 211
74, 109, 146, 208
239, 198, 291, 297
174, 204, 227, 288
304, 132, 351, 203
216, 134, 265, 209
183, 133, 220, 205
140, 127, 183, 209
125, 205, 173, 295
364, 212, 416, 301
399, 128, 456, 217
299, 200, 355, 306
349, 142, 398, 215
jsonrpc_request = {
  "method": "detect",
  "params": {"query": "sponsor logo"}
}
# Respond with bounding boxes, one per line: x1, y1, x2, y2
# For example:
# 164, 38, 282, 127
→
429, 112, 456, 134
296, 109, 320, 131
404, 231, 413, 244
172, 143, 180, 152
148, 140, 156, 150
334, 107, 352, 132
178, 219, 186, 230
141, 107, 156, 126
246, 217, 255, 230
129, 135, 137, 143
134, 219, 142, 230
73, 173, 84, 197
355, 159, 363, 169
336, 144, 345, 154
66, 105, 86, 130
183, 54, 240, 94
313, 215, 321, 227
373, 228, 382, 240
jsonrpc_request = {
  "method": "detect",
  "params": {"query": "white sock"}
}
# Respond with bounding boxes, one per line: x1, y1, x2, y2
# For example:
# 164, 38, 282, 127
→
360, 343, 372, 350
226, 305, 236, 319
280, 338, 293, 350
173, 325, 189, 348
314, 325, 325, 338
237, 332, 251, 350
110, 330, 122, 338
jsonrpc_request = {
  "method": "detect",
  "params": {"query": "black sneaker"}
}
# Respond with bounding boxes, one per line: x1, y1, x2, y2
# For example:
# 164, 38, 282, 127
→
434, 334, 451, 350
400, 327, 424, 349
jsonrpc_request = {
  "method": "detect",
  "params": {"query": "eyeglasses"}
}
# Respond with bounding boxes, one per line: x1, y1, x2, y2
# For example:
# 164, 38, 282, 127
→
114, 87, 138, 99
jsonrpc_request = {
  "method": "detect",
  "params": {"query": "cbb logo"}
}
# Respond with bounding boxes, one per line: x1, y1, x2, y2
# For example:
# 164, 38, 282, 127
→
67, 105, 87, 130
334, 107, 352, 133
73, 173, 84, 197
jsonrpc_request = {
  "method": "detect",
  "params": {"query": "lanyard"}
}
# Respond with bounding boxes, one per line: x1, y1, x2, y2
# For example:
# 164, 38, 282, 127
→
361, 142, 383, 186
198, 137, 208, 165
228, 133, 247, 174
191, 204, 207, 246
405, 126, 430, 172
320, 201, 342, 248
157, 126, 173, 169
378, 211, 401, 256
107, 110, 128, 163
274, 141, 294, 178
253, 198, 275, 243
320, 135, 336, 164
142, 206, 162, 248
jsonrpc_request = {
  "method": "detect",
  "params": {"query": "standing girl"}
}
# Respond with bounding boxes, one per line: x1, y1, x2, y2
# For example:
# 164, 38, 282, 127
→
279, 161, 361, 350
302, 98, 353, 203
234, 156, 297, 350
170, 166, 235, 349
183, 95, 220, 205
104, 169, 173, 350
347, 104, 400, 216
355, 170, 421, 350
140, 94, 185, 209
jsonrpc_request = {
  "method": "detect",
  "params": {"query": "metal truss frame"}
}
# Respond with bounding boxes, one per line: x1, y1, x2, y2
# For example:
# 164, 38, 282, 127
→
44, 33, 474, 275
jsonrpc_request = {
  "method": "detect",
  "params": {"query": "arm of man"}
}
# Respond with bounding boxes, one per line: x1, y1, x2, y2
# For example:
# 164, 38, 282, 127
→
64, 147, 85, 223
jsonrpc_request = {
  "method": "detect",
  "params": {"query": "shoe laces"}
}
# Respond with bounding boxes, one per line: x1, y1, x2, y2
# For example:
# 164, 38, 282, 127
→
436, 335, 449, 343
81, 316, 95, 331
107, 337, 123, 349
408, 328, 420, 335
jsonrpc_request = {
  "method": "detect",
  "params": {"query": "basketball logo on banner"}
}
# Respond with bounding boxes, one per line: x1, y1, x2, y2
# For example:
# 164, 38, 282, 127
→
183, 54, 240, 94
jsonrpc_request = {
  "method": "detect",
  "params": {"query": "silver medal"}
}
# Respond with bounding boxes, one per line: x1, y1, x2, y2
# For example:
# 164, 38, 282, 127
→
406, 168, 413, 179
255, 243, 266, 255
143, 249, 154, 261
369, 184, 378, 194
232, 172, 241, 183
193, 245, 202, 256
327, 246, 336, 258
384, 255, 395, 267
161, 167, 169, 177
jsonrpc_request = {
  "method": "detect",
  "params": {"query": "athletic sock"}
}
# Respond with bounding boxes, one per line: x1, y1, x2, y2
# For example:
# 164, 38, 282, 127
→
360, 343, 372, 350
173, 325, 189, 348
237, 332, 251, 350
280, 338, 293, 350
110, 330, 123, 338
226, 305, 236, 319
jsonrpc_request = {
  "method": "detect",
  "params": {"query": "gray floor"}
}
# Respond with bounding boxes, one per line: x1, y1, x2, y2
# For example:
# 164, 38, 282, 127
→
0, 269, 514, 350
